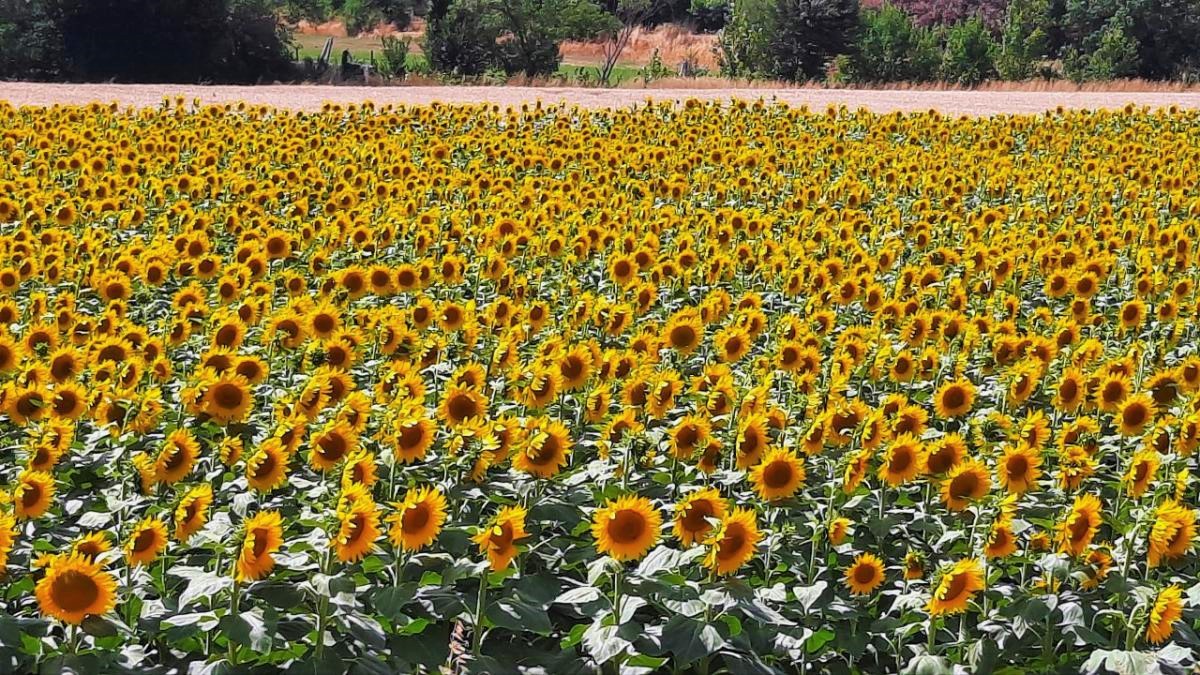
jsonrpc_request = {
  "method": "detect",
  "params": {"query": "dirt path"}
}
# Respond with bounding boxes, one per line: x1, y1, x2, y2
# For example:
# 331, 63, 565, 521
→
4, 82, 1200, 114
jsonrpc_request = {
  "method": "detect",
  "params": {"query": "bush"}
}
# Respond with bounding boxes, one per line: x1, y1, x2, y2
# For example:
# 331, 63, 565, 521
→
940, 15, 995, 84
1059, 0, 1200, 80
378, 35, 410, 79
848, 3, 939, 82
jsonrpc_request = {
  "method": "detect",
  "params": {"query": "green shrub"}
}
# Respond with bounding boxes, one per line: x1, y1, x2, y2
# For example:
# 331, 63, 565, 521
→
423, 0, 500, 75
378, 35, 410, 79
848, 3, 939, 82
767, 0, 859, 81
690, 0, 730, 31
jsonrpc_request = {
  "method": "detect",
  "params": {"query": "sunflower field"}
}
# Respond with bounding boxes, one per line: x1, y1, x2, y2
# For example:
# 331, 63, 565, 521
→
1, 98, 1199, 674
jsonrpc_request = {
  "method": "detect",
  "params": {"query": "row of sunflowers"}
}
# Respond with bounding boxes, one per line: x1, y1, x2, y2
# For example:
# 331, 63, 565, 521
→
0, 97, 1198, 673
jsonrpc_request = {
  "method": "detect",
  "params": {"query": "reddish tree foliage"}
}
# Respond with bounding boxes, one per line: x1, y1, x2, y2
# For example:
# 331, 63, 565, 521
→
889, 0, 1008, 29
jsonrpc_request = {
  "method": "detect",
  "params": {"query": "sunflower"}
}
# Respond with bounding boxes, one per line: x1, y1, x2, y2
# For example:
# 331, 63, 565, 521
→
735, 414, 771, 469
174, 484, 214, 543
592, 495, 662, 562
714, 324, 751, 363
309, 420, 358, 471
904, 551, 925, 580
392, 414, 435, 464
984, 522, 1017, 558
704, 508, 760, 576
246, 438, 290, 493
202, 373, 253, 423
341, 450, 379, 489
828, 516, 852, 545
933, 379, 975, 418
878, 434, 926, 486
998, 444, 1042, 494
673, 488, 727, 546
438, 384, 487, 427
941, 460, 991, 511
749, 448, 805, 501
663, 313, 703, 355
387, 486, 448, 552
1057, 494, 1103, 556
14, 470, 55, 519
35, 553, 117, 625
512, 418, 571, 478
473, 505, 528, 571
334, 495, 381, 563
154, 429, 198, 484
1145, 585, 1183, 645
844, 552, 886, 595
668, 415, 711, 460
0, 513, 16, 569
236, 511, 284, 582
126, 517, 169, 566
1125, 449, 1160, 498
927, 558, 985, 616
1116, 393, 1155, 437
1148, 500, 1196, 568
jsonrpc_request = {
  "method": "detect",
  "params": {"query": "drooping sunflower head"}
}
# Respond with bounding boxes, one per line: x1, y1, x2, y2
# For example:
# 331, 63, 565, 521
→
704, 508, 760, 576
927, 558, 985, 616
1145, 585, 1183, 645
236, 511, 284, 582
672, 488, 727, 547
473, 505, 528, 572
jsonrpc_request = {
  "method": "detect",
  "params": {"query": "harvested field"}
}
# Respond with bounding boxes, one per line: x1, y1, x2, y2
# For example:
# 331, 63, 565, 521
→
4, 82, 1200, 113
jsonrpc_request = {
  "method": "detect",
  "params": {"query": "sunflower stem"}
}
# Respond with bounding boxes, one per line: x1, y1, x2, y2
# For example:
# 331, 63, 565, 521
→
228, 579, 241, 665
315, 551, 331, 662
472, 568, 488, 658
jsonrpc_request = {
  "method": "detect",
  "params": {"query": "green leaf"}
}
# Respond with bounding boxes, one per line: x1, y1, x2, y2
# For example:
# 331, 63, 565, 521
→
372, 584, 417, 619
658, 615, 725, 667
805, 628, 835, 654
487, 598, 552, 635
555, 585, 603, 605
1081, 649, 1159, 675
583, 622, 630, 665
171, 567, 233, 609
634, 546, 680, 577
793, 581, 827, 613
251, 581, 306, 609
81, 615, 118, 638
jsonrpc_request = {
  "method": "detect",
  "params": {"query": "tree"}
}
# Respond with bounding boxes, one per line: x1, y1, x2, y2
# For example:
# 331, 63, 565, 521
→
890, 0, 1007, 28
767, 0, 859, 81
599, 0, 668, 86
1059, 0, 1200, 80
717, 0, 775, 77
848, 3, 940, 82
994, 0, 1049, 79
940, 15, 995, 84
493, 0, 614, 77
423, 0, 501, 75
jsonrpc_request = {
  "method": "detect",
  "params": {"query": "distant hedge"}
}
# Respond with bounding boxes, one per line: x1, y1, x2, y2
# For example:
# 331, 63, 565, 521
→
0, 0, 294, 83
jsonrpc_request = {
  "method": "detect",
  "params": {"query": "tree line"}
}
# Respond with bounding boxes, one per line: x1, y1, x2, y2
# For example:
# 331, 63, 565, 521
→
1, 0, 1198, 84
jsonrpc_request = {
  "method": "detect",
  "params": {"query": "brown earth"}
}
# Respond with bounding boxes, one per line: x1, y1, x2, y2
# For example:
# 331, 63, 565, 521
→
4, 82, 1200, 114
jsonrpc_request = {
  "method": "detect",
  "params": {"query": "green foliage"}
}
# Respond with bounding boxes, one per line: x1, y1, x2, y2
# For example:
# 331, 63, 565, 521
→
721, 0, 858, 81
280, 0, 333, 21
378, 35, 410, 79
940, 15, 995, 84
767, 0, 859, 81
0, 0, 293, 83
340, 0, 412, 35
425, 0, 613, 78
423, 0, 501, 75
994, 0, 1050, 80
847, 3, 939, 82
1059, 0, 1200, 80
690, 0, 730, 31
717, 0, 775, 77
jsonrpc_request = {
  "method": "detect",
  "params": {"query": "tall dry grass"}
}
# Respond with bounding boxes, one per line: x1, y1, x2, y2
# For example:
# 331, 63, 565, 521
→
560, 24, 719, 69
